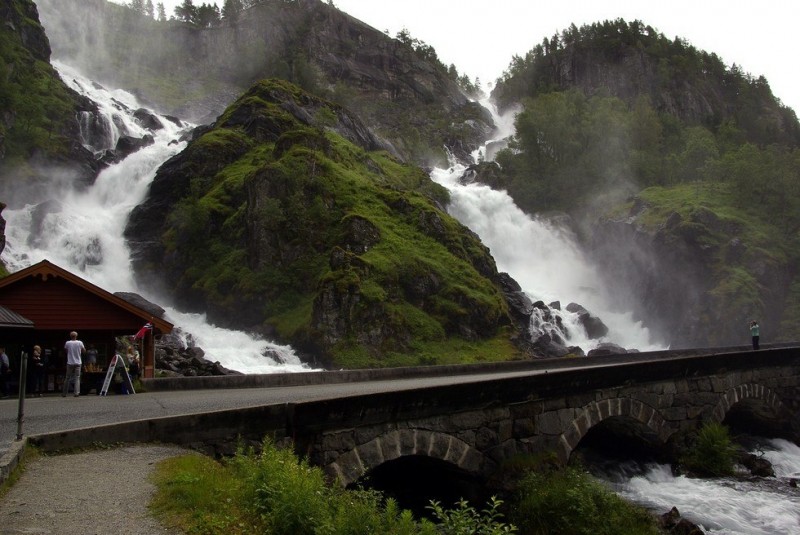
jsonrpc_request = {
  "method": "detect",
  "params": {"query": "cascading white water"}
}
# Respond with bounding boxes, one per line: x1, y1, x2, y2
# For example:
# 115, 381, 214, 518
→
430, 99, 663, 352
601, 438, 800, 534
1, 61, 311, 374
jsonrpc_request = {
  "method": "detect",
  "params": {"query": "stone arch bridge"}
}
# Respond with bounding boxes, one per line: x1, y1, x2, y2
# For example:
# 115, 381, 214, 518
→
293, 347, 800, 486
29, 347, 800, 490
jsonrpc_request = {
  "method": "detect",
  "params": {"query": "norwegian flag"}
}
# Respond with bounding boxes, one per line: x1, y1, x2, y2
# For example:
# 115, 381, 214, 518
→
134, 322, 153, 340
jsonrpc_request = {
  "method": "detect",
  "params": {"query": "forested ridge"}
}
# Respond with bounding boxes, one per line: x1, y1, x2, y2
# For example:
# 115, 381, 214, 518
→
485, 19, 800, 345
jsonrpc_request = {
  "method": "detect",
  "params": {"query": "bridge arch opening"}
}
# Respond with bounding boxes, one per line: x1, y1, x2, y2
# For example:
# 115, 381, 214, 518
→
722, 398, 788, 439
713, 383, 798, 442
349, 455, 489, 518
571, 416, 669, 467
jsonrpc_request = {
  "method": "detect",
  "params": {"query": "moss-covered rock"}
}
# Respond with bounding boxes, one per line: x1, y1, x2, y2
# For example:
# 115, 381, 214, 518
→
127, 79, 519, 368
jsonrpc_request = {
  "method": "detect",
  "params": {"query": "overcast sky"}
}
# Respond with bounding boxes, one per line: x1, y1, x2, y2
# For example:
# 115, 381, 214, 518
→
115, 0, 799, 113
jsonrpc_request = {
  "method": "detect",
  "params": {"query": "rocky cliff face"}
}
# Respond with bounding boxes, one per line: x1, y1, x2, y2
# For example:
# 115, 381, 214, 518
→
1, 0, 50, 61
35, 0, 493, 165
590, 198, 791, 348
0, 0, 100, 207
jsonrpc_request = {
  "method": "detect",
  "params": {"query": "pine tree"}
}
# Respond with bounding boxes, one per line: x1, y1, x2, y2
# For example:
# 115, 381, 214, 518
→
196, 3, 221, 27
156, 2, 166, 21
175, 0, 196, 23
129, 0, 145, 14
222, 0, 244, 21
145, 0, 155, 18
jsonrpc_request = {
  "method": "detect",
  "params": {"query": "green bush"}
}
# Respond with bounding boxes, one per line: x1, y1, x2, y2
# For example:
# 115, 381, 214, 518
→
428, 497, 517, 535
153, 437, 516, 534
509, 467, 659, 535
681, 422, 736, 477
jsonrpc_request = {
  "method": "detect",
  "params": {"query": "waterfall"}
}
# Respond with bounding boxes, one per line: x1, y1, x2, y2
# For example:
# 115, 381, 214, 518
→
430, 99, 663, 353
1, 61, 311, 374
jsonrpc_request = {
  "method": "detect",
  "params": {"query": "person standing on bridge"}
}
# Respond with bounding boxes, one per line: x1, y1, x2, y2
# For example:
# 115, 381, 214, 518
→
750, 320, 760, 350
62, 331, 85, 397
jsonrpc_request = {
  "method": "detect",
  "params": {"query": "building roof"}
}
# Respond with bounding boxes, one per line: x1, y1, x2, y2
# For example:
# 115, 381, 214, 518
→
0, 260, 172, 334
0, 304, 34, 329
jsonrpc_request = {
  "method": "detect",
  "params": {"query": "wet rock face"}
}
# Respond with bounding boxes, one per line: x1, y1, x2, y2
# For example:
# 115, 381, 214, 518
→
566, 302, 609, 339
590, 205, 791, 349
1, 0, 52, 63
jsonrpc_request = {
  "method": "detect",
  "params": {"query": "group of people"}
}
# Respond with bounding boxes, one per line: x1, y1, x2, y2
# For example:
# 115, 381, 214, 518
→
0, 331, 142, 398
61, 332, 141, 396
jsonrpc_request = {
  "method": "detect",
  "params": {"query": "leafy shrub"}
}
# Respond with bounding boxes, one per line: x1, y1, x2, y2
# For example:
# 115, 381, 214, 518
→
509, 467, 659, 535
428, 497, 517, 535
681, 422, 736, 477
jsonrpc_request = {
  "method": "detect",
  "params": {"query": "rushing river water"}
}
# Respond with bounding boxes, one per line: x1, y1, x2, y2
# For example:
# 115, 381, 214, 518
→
591, 437, 800, 533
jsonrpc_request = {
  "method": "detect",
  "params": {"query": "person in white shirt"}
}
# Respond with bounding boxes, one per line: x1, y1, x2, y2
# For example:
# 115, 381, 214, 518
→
63, 331, 86, 397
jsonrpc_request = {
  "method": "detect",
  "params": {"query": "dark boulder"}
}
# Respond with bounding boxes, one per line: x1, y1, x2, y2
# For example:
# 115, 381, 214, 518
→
99, 134, 155, 165
133, 108, 164, 131
496, 272, 533, 324
658, 507, 705, 535
154, 332, 241, 377
116, 133, 155, 156
739, 452, 775, 478
587, 342, 628, 357
566, 302, 609, 339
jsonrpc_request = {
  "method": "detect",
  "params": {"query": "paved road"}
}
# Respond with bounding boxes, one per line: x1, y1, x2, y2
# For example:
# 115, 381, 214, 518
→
0, 366, 563, 454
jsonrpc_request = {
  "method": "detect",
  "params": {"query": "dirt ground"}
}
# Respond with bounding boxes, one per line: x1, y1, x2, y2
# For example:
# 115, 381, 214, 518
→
0, 444, 190, 535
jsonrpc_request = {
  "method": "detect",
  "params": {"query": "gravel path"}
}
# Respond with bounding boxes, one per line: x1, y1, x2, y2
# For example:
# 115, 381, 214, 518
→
0, 444, 191, 534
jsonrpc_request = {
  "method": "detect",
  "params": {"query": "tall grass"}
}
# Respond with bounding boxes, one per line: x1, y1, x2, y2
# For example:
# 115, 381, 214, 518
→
680, 422, 736, 477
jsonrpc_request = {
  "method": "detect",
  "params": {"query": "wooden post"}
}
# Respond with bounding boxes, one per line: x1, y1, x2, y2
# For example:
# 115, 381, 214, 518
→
143, 329, 154, 379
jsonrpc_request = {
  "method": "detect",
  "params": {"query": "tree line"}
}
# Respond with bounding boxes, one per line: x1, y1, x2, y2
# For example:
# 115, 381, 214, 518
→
123, 1, 481, 94
125, 0, 269, 26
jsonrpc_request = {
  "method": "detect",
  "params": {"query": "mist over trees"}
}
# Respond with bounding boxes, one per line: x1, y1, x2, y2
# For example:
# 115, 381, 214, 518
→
490, 19, 800, 235
125, 0, 269, 25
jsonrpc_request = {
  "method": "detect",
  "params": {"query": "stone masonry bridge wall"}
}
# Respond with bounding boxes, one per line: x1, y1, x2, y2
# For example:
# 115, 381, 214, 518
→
294, 348, 800, 486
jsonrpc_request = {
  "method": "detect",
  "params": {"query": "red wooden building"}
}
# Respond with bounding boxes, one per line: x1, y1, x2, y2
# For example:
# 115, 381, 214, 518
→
0, 260, 172, 388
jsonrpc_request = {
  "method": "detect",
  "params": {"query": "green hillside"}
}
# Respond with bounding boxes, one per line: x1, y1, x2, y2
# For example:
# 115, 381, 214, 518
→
126, 79, 520, 368
486, 19, 800, 346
